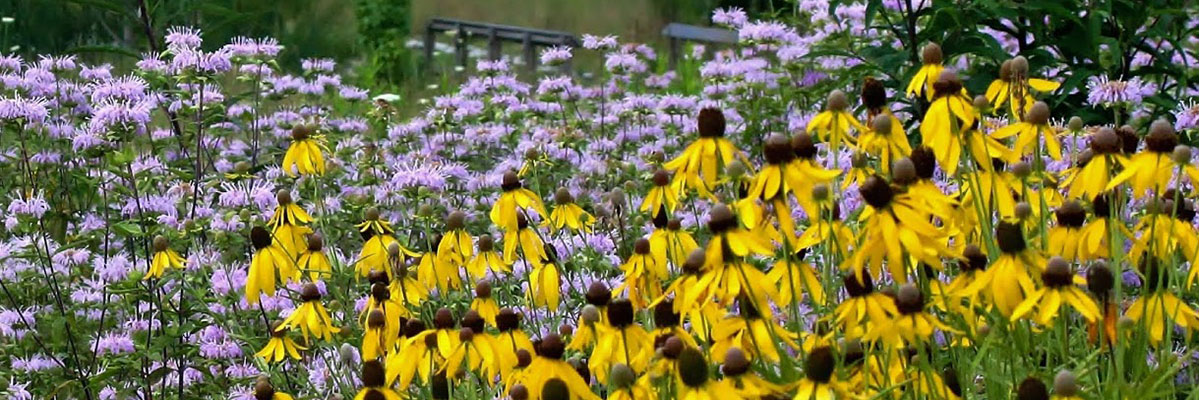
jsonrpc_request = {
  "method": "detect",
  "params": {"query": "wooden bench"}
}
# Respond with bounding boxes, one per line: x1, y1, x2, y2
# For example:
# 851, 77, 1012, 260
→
660, 22, 738, 69
424, 17, 580, 72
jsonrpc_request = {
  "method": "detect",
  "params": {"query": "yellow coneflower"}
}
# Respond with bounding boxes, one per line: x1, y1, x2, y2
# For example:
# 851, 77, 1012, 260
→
673, 347, 739, 400
253, 379, 297, 400
246, 226, 292, 304
471, 281, 500, 327
641, 169, 681, 220
569, 284, 612, 352
789, 133, 842, 216
266, 190, 313, 228
361, 309, 392, 360
721, 348, 783, 398
494, 308, 535, 376
144, 235, 185, 280
361, 280, 407, 341
607, 363, 653, 400
906, 146, 960, 217
1011, 257, 1100, 326
281, 125, 326, 176
702, 204, 773, 273
906, 43, 945, 101
711, 299, 798, 364
437, 211, 473, 266
297, 233, 332, 281
254, 323, 305, 363
280, 283, 340, 342
921, 70, 1011, 176
795, 203, 854, 260
1084, 262, 1119, 347
833, 273, 898, 339
992, 101, 1063, 161
867, 284, 958, 348
807, 90, 863, 151
443, 311, 503, 386
1127, 257, 1199, 345
1128, 198, 1198, 265
490, 171, 549, 232
516, 334, 601, 400
355, 208, 417, 279
848, 174, 955, 283
386, 319, 438, 389
664, 108, 748, 197
748, 134, 800, 203
1077, 194, 1127, 261
353, 360, 404, 400
546, 188, 595, 233
389, 263, 428, 307
503, 214, 547, 266
943, 245, 990, 316
656, 250, 715, 317
528, 261, 562, 312
960, 221, 1042, 317
590, 299, 653, 384
465, 234, 509, 280
1047, 201, 1089, 261
418, 249, 460, 292
794, 346, 854, 400
617, 239, 666, 308
958, 164, 1018, 220
1065, 128, 1127, 199
860, 78, 914, 173
651, 300, 698, 350
985, 56, 1060, 117
1106, 120, 1181, 197
649, 218, 699, 270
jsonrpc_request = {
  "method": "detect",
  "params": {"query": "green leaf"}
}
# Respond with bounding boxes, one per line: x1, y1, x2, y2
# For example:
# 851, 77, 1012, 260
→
113, 221, 144, 237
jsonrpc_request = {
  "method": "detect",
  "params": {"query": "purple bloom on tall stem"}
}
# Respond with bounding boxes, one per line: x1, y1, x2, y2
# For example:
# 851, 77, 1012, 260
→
1086, 75, 1154, 108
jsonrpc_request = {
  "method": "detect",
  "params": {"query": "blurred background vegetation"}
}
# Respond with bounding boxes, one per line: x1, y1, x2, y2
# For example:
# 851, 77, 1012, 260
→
1, 0, 774, 89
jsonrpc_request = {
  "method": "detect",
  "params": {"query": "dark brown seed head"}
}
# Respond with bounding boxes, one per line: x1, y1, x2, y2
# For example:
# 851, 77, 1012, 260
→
363, 389, 387, 400
300, 283, 321, 302
458, 327, 474, 342
663, 336, 684, 359
606, 298, 635, 328
542, 378, 570, 400
1043, 257, 1073, 288
892, 158, 917, 185
364, 207, 380, 221
433, 308, 455, 329
501, 171, 521, 191
1087, 260, 1114, 298
1146, 119, 1178, 153
403, 318, 426, 338
475, 280, 492, 298
843, 273, 875, 297
1011, 161, 1032, 179
367, 309, 386, 329
676, 347, 709, 388
270, 321, 287, 338
862, 77, 887, 112
827, 90, 849, 112
253, 379, 275, 400
423, 331, 439, 348
585, 282, 611, 307
1017, 377, 1050, 400
1053, 370, 1078, 397
910, 146, 937, 179
275, 189, 292, 206
152, 235, 169, 252
510, 384, 529, 400
667, 218, 682, 231
706, 204, 737, 233
871, 114, 892, 135
291, 125, 313, 141
763, 133, 794, 165
721, 347, 750, 376
370, 283, 390, 302
516, 213, 529, 230
306, 233, 324, 252
1090, 127, 1120, 154
516, 349, 532, 367
250, 226, 272, 250
496, 308, 520, 331
1117, 125, 1139, 154
1055, 200, 1086, 228
895, 284, 924, 315
922, 43, 943, 65
851, 152, 869, 169
461, 310, 484, 334
683, 249, 706, 274
634, 238, 650, 255
554, 188, 574, 205
960, 244, 988, 272
652, 169, 671, 187
361, 360, 386, 387
446, 211, 466, 230
859, 175, 894, 209
995, 221, 1026, 254
805, 346, 836, 383
1075, 149, 1094, 167
537, 334, 566, 359
1010, 56, 1029, 76
368, 270, 389, 286
558, 324, 573, 337
1026, 101, 1050, 125
932, 69, 962, 96
697, 108, 726, 138
1092, 194, 1111, 218
477, 234, 493, 252
791, 132, 817, 159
